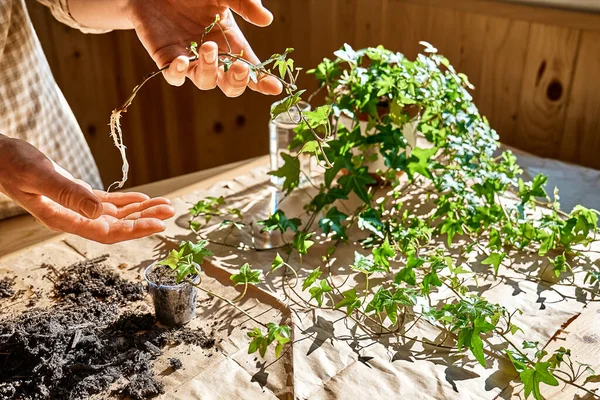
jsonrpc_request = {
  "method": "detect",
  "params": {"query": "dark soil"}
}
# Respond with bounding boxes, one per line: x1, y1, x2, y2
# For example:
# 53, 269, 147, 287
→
146, 264, 181, 286
48, 255, 144, 304
0, 277, 15, 298
0, 256, 215, 399
168, 358, 183, 371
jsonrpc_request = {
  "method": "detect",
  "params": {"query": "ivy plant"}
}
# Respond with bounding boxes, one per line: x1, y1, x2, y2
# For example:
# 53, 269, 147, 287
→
157, 240, 213, 283
123, 16, 600, 399
182, 42, 600, 399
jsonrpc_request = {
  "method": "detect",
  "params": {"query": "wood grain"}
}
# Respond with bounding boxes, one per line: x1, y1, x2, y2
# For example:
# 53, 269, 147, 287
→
476, 17, 530, 145
402, 0, 600, 31
559, 31, 600, 169
354, 0, 388, 49
515, 24, 580, 158
501, 0, 600, 13
542, 302, 600, 398
383, 1, 421, 58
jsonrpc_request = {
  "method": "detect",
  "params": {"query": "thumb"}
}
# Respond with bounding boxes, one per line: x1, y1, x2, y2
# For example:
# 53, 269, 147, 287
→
226, 0, 274, 27
26, 160, 103, 219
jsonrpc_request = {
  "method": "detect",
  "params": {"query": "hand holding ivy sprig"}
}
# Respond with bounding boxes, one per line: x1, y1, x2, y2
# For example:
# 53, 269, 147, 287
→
109, 14, 333, 190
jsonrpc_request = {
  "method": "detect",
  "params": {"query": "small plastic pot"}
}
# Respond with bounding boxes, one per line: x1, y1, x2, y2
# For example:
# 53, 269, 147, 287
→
144, 262, 200, 327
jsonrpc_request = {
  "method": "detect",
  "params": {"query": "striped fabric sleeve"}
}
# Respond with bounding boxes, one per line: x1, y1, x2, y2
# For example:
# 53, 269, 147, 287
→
36, 0, 112, 34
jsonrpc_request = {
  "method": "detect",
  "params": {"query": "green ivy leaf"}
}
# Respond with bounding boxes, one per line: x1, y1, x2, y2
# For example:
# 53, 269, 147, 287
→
548, 254, 568, 278
394, 253, 424, 286
335, 288, 362, 316
507, 350, 529, 373
537, 230, 556, 257
372, 237, 395, 271
189, 196, 225, 217
270, 90, 306, 120
299, 140, 320, 155
489, 229, 502, 250
481, 252, 506, 278
258, 210, 301, 234
292, 232, 314, 255
519, 174, 548, 204
180, 240, 213, 265
421, 269, 443, 294
309, 279, 332, 306
358, 208, 385, 238
271, 253, 285, 272
230, 263, 262, 286
311, 187, 349, 212
338, 167, 376, 204
175, 256, 197, 283
318, 207, 348, 240
157, 249, 181, 270
365, 287, 415, 325
440, 218, 465, 247
520, 362, 559, 400
406, 147, 438, 179
268, 153, 301, 194
350, 251, 387, 275
303, 267, 322, 291
303, 105, 331, 128
267, 323, 291, 358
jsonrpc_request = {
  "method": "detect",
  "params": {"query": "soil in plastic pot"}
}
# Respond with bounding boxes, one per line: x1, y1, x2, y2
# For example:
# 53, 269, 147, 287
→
145, 264, 199, 327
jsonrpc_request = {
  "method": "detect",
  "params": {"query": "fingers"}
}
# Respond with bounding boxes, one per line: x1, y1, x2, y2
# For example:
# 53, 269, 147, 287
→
218, 61, 250, 98
223, 24, 283, 95
27, 196, 170, 245
101, 197, 173, 219
225, 0, 274, 27
187, 41, 219, 90
163, 55, 190, 87
251, 74, 283, 95
122, 204, 175, 221
25, 160, 103, 220
93, 190, 150, 207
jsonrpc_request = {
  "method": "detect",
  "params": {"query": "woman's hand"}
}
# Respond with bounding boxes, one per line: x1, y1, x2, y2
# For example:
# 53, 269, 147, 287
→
69, 0, 282, 97
0, 136, 175, 244
127, 0, 282, 97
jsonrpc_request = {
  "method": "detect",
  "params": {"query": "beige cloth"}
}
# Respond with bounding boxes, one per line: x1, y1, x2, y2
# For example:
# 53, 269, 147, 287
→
1, 158, 599, 399
0, 0, 103, 219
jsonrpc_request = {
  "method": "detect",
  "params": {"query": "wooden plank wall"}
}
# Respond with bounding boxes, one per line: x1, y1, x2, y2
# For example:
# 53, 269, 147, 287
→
26, 0, 600, 188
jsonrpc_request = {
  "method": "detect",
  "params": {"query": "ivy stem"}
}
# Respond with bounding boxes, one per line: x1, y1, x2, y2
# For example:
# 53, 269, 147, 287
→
233, 282, 249, 302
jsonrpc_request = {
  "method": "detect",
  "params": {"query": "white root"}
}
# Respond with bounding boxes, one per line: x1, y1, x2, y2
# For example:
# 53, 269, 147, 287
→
108, 109, 130, 191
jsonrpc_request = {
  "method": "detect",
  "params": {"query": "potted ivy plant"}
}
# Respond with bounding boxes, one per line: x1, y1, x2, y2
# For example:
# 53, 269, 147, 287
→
144, 240, 212, 326
310, 44, 425, 179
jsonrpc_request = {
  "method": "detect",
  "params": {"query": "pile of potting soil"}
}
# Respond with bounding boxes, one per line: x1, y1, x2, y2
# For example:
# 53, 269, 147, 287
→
0, 277, 15, 299
48, 255, 145, 304
0, 256, 215, 400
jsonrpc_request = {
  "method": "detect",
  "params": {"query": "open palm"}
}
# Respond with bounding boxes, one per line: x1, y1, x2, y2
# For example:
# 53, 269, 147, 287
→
0, 137, 174, 244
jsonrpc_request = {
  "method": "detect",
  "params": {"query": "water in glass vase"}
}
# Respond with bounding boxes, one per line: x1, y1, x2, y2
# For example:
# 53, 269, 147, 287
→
269, 101, 311, 187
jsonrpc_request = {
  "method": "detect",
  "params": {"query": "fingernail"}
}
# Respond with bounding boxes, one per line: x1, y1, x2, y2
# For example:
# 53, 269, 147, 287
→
234, 70, 249, 81
176, 61, 187, 72
80, 198, 100, 219
203, 50, 217, 64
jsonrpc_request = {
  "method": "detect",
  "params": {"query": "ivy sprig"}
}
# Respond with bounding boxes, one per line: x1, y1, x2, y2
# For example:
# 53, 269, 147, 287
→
157, 240, 213, 283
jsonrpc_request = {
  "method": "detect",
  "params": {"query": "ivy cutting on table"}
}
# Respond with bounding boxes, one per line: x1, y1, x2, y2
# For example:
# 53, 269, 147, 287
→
111, 16, 600, 400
